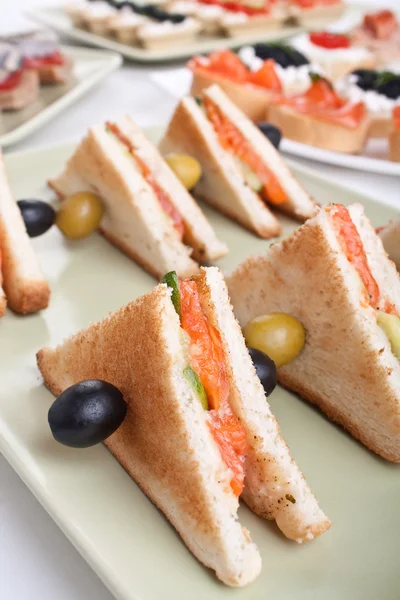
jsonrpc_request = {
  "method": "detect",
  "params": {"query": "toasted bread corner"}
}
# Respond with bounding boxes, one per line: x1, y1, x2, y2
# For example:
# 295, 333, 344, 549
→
0, 151, 50, 315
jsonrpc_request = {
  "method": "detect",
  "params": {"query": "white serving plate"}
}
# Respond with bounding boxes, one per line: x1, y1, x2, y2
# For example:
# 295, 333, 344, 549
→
0, 133, 399, 600
25, 4, 362, 64
280, 137, 400, 176
0, 46, 122, 148
282, 6, 400, 175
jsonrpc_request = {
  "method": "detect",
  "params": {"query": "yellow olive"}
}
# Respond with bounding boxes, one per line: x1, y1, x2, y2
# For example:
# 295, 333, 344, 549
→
56, 192, 104, 240
165, 153, 202, 190
377, 312, 400, 359
243, 313, 305, 368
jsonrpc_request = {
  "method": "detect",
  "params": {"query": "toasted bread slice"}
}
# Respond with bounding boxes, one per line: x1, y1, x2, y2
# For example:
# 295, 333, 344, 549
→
197, 267, 331, 542
268, 103, 370, 153
0, 151, 50, 314
379, 219, 400, 270
37, 281, 261, 587
160, 85, 316, 237
49, 115, 227, 279
198, 85, 317, 222
228, 204, 400, 462
160, 95, 281, 238
190, 68, 277, 123
0, 280, 6, 317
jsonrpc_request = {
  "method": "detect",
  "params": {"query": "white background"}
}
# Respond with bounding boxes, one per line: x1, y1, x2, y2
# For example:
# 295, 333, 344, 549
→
0, 1, 398, 599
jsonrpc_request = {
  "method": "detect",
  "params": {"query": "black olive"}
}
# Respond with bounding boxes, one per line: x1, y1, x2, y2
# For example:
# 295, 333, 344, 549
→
132, 4, 146, 15
257, 122, 282, 149
253, 43, 309, 68
48, 380, 127, 448
253, 43, 291, 67
375, 76, 400, 100
248, 347, 277, 397
352, 69, 378, 91
169, 13, 186, 24
17, 199, 56, 238
284, 47, 309, 67
142, 5, 169, 20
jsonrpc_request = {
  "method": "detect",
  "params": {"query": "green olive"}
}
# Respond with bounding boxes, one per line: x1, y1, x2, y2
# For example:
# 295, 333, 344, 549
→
377, 312, 400, 359
165, 153, 202, 190
243, 313, 305, 368
56, 192, 104, 240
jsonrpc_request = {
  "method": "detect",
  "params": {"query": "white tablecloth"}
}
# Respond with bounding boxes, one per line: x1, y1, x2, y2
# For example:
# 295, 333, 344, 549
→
1, 1, 398, 599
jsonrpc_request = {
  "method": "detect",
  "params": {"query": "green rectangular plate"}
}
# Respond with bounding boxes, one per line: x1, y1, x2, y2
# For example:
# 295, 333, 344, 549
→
0, 131, 399, 600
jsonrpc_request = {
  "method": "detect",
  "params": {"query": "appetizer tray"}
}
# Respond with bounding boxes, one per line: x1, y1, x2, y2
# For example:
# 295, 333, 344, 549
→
26, 4, 355, 64
0, 129, 399, 600
0, 46, 121, 148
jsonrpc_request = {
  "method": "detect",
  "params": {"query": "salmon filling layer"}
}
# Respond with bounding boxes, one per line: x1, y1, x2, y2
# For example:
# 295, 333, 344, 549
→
180, 279, 247, 496
279, 79, 366, 129
202, 95, 288, 204
106, 122, 185, 238
189, 51, 282, 92
331, 204, 397, 316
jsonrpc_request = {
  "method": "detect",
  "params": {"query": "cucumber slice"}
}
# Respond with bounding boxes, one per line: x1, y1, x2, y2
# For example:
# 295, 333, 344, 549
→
184, 366, 209, 410
377, 312, 400, 359
160, 271, 181, 317
235, 158, 263, 192
244, 167, 263, 193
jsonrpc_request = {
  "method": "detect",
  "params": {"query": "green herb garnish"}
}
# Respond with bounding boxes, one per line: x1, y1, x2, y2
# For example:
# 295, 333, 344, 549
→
374, 71, 399, 88
160, 271, 181, 317
309, 72, 333, 89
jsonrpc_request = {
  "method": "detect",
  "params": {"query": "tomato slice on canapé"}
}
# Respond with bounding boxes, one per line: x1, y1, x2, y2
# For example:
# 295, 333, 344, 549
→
281, 78, 366, 128
309, 32, 351, 49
